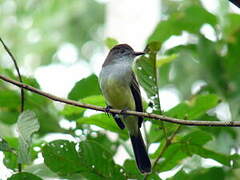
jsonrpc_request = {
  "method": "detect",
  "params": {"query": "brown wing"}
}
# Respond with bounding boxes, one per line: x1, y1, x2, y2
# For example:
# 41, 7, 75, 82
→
130, 73, 143, 128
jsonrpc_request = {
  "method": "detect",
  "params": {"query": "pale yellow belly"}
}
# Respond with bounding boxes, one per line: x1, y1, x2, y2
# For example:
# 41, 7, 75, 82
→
103, 78, 135, 111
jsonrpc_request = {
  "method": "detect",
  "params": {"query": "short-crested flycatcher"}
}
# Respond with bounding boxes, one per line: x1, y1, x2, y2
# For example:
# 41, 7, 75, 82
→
99, 44, 151, 173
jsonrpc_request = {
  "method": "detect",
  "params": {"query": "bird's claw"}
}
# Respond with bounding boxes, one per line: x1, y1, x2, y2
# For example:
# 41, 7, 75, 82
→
120, 107, 129, 118
104, 105, 112, 117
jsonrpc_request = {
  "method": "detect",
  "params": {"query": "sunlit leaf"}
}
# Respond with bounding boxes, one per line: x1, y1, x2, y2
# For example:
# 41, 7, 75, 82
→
17, 110, 40, 164
105, 37, 118, 49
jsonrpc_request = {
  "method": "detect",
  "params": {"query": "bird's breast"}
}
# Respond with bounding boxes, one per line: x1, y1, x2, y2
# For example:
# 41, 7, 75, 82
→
99, 63, 135, 110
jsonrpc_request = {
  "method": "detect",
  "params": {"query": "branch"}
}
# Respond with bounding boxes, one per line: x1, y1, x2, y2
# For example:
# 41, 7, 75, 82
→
0, 38, 25, 112
1, 74, 240, 127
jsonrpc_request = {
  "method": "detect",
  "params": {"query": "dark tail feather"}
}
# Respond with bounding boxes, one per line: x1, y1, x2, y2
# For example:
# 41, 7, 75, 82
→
130, 130, 151, 173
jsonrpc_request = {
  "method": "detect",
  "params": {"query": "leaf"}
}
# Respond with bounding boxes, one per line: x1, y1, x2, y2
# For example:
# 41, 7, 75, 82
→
77, 113, 128, 139
155, 131, 213, 172
168, 167, 226, 180
17, 110, 40, 164
164, 94, 220, 119
68, 74, 101, 101
0, 90, 20, 109
3, 151, 18, 170
7, 172, 42, 180
155, 143, 188, 172
123, 159, 143, 179
184, 144, 232, 166
105, 37, 118, 49
134, 42, 162, 113
0, 138, 13, 152
61, 95, 105, 120
25, 163, 59, 179
78, 140, 125, 179
42, 140, 84, 176
42, 140, 125, 179
148, 5, 216, 43
156, 54, 178, 68
180, 131, 212, 146
0, 111, 19, 124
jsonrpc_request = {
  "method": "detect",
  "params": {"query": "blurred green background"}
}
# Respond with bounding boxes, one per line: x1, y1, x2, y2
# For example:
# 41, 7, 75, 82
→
0, 0, 240, 179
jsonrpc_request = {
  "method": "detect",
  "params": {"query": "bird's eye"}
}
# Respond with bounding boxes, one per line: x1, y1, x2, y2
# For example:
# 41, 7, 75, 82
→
120, 49, 125, 54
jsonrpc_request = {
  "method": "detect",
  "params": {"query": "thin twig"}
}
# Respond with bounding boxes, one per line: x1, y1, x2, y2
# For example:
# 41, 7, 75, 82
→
0, 37, 24, 112
1, 74, 240, 127
0, 37, 24, 172
144, 125, 181, 180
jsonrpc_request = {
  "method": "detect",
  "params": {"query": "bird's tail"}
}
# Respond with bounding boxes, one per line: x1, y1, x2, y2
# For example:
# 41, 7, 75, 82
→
130, 130, 151, 173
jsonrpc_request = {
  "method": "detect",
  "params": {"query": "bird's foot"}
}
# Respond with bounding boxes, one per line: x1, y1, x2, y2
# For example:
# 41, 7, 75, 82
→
120, 107, 129, 118
104, 105, 112, 118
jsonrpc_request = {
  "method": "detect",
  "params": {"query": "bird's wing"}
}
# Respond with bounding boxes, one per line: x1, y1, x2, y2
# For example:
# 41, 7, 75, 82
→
229, 0, 240, 8
130, 73, 143, 128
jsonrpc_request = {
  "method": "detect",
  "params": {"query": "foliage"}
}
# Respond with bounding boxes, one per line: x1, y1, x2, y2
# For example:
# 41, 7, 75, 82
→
0, 0, 240, 179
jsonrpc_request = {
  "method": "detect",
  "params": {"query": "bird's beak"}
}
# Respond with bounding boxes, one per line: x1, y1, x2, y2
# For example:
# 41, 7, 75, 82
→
134, 52, 145, 56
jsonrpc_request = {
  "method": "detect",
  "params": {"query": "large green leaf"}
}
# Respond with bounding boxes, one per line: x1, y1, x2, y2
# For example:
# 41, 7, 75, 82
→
42, 140, 84, 176
78, 140, 125, 179
68, 74, 101, 101
17, 110, 40, 164
123, 159, 144, 179
42, 140, 125, 179
7, 172, 42, 180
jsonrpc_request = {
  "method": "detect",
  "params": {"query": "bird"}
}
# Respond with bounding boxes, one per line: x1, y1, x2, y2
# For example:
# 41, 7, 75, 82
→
99, 44, 151, 173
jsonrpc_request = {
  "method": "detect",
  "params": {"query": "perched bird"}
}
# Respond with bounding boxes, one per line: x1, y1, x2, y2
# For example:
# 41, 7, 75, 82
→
99, 44, 151, 173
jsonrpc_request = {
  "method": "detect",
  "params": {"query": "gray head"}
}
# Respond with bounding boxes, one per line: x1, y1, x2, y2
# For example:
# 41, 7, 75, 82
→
103, 44, 145, 67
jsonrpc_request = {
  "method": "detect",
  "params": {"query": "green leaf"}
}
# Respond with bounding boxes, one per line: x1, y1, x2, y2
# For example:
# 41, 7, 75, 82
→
0, 111, 19, 124
77, 114, 128, 140
155, 131, 213, 172
7, 172, 42, 180
134, 42, 162, 113
105, 37, 118, 49
25, 163, 58, 179
0, 138, 13, 152
68, 74, 101, 101
3, 151, 18, 170
123, 159, 143, 179
42, 140, 84, 176
156, 54, 178, 68
180, 131, 212, 146
61, 95, 105, 120
168, 167, 225, 180
146, 173, 162, 180
0, 90, 20, 109
78, 140, 125, 179
148, 5, 216, 43
17, 110, 40, 164
164, 94, 220, 119
185, 144, 232, 166
155, 143, 188, 172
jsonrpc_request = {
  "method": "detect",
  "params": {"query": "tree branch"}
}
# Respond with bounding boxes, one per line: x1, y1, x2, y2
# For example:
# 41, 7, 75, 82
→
1, 74, 240, 127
